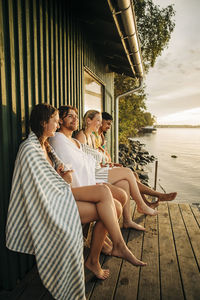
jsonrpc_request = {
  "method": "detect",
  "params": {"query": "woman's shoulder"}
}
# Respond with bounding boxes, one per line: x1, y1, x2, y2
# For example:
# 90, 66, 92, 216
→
16, 134, 41, 163
74, 130, 86, 144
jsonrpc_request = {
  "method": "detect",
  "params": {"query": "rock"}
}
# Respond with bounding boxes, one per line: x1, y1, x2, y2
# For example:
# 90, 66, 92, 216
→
118, 139, 155, 185
171, 155, 177, 158
137, 171, 149, 181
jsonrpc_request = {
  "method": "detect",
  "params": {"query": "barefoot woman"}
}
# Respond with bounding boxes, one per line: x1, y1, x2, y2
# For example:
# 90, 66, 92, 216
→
6, 104, 146, 287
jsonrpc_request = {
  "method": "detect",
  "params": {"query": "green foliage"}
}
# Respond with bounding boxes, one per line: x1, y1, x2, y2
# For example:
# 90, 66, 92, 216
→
143, 112, 156, 126
115, 73, 155, 143
133, 0, 176, 71
115, 0, 175, 143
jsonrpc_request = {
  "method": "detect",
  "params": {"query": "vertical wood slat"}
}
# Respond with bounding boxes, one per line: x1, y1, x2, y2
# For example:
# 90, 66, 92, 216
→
67, 15, 71, 105
33, 0, 39, 105
39, 0, 45, 102
8, 0, 17, 117
45, 0, 50, 103
63, 7, 67, 104
58, 1, 63, 106
50, 0, 55, 107
17, 0, 26, 138
55, 1, 59, 107
25, 0, 33, 115
70, 17, 74, 105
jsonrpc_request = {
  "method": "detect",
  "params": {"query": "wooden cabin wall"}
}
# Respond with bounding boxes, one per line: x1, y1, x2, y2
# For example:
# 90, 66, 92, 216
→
0, 0, 114, 290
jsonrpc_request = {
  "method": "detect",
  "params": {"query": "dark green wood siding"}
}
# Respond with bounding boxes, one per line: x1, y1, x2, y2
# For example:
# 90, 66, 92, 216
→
0, 0, 114, 290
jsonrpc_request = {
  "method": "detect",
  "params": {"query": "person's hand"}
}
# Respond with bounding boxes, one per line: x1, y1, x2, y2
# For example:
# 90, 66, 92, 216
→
113, 163, 123, 167
56, 164, 73, 184
60, 170, 73, 184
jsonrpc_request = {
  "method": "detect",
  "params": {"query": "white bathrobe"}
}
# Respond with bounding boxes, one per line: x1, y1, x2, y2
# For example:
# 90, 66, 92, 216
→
49, 132, 109, 187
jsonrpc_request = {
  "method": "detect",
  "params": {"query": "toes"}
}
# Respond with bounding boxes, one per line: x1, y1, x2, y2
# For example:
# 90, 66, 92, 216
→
97, 269, 110, 280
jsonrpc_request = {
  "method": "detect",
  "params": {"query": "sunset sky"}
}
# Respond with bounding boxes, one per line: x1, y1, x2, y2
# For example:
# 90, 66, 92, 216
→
145, 0, 200, 125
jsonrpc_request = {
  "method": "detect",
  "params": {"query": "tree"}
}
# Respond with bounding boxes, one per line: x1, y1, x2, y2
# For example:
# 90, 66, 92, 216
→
115, 0, 175, 142
134, 0, 175, 71
143, 112, 156, 126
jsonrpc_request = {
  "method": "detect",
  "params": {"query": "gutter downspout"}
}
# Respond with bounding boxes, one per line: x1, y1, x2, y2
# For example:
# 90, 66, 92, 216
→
107, 0, 144, 78
107, 0, 144, 162
115, 78, 143, 162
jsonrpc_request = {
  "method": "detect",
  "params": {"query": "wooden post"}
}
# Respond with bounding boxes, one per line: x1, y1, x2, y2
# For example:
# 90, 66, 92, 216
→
154, 160, 158, 190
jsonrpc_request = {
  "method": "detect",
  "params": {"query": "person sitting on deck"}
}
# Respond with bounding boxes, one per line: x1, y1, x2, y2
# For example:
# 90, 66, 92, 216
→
75, 109, 176, 216
49, 106, 158, 232
6, 103, 146, 289
94, 111, 177, 206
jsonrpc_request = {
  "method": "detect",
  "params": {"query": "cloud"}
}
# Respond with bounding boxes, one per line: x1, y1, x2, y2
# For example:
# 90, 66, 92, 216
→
157, 107, 200, 125
152, 87, 200, 101
146, 93, 200, 118
145, 0, 200, 125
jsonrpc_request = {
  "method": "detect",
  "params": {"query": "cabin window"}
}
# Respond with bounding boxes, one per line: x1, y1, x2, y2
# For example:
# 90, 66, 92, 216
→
83, 70, 103, 113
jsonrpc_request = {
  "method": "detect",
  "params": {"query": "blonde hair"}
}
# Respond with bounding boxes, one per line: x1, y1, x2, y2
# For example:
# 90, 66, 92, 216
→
82, 110, 100, 131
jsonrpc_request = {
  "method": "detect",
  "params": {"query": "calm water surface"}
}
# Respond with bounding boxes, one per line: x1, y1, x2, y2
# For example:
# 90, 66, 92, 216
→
133, 128, 200, 203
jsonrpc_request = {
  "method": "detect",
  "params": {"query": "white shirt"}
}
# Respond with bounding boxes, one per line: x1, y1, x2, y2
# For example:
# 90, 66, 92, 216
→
49, 132, 96, 187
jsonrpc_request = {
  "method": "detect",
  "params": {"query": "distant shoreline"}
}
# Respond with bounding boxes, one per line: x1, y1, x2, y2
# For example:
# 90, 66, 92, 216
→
155, 125, 200, 128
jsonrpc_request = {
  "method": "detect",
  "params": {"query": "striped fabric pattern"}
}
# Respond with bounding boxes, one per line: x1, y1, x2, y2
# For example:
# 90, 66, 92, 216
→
6, 132, 85, 300
81, 144, 109, 183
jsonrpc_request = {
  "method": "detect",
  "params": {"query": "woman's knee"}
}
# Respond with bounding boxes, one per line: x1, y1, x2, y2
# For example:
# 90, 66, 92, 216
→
76, 201, 98, 223
133, 171, 140, 181
124, 167, 136, 182
96, 184, 112, 202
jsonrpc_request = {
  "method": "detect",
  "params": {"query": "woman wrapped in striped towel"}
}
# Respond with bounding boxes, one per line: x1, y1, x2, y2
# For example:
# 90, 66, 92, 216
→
6, 104, 146, 299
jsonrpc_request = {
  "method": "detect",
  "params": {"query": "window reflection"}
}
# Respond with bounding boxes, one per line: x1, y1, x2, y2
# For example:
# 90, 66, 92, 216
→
84, 71, 103, 113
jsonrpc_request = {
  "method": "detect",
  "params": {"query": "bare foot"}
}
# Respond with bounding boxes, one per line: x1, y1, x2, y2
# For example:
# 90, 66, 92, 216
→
137, 203, 158, 216
123, 220, 145, 231
101, 240, 112, 255
158, 192, 177, 202
111, 242, 147, 267
85, 259, 110, 280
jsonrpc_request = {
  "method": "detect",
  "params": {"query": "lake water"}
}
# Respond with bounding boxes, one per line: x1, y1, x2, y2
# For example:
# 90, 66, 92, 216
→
133, 128, 200, 203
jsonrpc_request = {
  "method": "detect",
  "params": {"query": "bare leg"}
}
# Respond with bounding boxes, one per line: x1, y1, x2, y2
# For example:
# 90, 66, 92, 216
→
86, 198, 122, 274
133, 172, 177, 202
102, 182, 128, 254
108, 167, 158, 216
138, 181, 177, 201
105, 182, 127, 207
114, 180, 145, 231
77, 201, 109, 279
72, 185, 146, 268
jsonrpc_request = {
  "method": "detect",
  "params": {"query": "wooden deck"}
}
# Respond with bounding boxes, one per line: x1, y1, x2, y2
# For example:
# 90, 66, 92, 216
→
1, 202, 200, 300
85, 202, 200, 300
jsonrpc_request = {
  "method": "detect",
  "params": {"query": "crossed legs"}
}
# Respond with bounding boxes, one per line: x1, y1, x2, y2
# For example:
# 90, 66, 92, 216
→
71, 184, 146, 279
108, 167, 158, 216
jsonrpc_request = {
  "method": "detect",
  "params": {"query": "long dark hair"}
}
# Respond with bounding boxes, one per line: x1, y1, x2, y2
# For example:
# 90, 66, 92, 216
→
30, 103, 57, 145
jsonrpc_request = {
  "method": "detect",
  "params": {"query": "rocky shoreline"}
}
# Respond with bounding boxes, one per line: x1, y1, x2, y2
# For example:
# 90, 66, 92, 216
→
119, 139, 156, 186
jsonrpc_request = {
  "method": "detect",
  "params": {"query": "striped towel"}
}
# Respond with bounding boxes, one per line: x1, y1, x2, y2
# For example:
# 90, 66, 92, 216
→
81, 144, 109, 183
6, 132, 85, 300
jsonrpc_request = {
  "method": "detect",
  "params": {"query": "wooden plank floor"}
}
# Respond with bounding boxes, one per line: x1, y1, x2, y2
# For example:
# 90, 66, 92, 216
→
1, 202, 199, 300
85, 202, 200, 300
